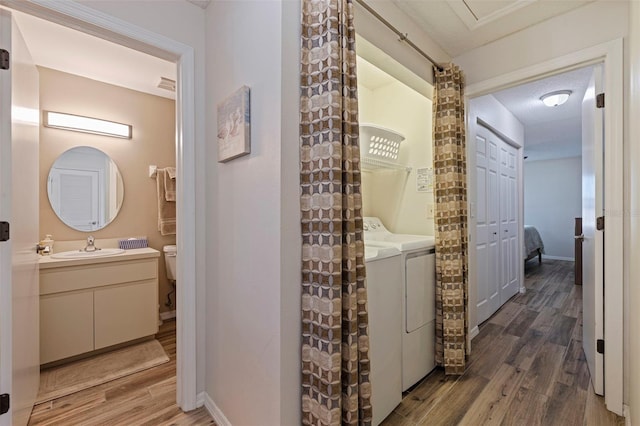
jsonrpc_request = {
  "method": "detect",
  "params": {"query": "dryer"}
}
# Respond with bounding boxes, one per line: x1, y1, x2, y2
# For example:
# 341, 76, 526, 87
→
364, 217, 436, 391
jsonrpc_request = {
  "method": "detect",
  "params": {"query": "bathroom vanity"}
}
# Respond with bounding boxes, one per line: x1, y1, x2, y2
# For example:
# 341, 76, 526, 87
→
39, 248, 160, 364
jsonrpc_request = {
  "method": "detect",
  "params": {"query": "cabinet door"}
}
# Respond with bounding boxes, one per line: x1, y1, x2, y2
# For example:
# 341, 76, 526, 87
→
40, 292, 94, 364
94, 280, 158, 349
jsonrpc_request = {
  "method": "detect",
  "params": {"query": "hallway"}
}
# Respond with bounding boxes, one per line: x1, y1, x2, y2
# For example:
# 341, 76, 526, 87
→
383, 260, 624, 426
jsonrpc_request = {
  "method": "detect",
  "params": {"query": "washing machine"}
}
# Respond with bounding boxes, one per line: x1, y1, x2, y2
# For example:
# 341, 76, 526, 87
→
365, 245, 402, 425
364, 217, 436, 391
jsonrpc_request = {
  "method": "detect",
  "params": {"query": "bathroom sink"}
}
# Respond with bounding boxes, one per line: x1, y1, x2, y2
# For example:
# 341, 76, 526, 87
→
51, 248, 126, 259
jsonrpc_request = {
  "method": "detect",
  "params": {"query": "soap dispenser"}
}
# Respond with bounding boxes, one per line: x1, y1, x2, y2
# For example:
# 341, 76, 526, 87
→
41, 234, 54, 255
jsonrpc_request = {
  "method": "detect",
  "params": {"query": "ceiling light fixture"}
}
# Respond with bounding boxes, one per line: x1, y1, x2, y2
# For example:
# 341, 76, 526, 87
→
540, 90, 572, 107
43, 111, 132, 139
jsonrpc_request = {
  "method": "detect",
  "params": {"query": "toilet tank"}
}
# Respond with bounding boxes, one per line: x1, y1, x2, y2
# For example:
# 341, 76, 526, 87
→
163, 245, 177, 281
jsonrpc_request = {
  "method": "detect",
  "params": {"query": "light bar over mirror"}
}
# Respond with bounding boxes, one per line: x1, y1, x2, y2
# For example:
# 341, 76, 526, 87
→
43, 111, 132, 139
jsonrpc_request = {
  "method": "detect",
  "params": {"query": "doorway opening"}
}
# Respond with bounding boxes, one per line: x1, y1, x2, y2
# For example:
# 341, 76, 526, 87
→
0, 2, 199, 424
466, 39, 624, 415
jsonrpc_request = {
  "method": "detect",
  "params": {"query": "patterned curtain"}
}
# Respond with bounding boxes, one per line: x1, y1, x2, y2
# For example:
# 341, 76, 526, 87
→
432, 64, 468, 375
300, 0, 371, 424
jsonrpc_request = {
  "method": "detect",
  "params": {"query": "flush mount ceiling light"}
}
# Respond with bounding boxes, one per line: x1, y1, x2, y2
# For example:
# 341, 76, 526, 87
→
540, 90, 572, 107
43, 111, 132, 139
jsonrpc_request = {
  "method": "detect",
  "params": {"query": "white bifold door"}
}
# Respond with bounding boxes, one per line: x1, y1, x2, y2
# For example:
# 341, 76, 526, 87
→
475, 124, 520, 324
0, 10, 40, 426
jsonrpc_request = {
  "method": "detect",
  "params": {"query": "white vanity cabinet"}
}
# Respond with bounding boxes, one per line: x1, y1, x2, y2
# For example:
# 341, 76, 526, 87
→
39, 248, 160, 364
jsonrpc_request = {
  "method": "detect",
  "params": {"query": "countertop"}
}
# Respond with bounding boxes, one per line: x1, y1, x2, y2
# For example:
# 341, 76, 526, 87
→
39, 247, 160, 270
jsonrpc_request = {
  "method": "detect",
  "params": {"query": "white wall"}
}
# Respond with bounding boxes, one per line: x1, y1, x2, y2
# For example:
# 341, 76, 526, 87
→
205, 1, 300, 425
628, 0, 640, 421
454, 1, 629, 85
467, 94, 524, 338
354, 0, 449, 86
359, 80, 434, 235
524, 157, 581, 260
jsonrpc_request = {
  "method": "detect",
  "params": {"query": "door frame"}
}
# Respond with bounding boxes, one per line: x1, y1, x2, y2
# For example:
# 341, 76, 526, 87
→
465, 38, 624, 415
0, 0, 199, 411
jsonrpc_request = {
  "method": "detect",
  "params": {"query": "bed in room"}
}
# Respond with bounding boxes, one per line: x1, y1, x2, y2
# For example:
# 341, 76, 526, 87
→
524, 225, 544, 263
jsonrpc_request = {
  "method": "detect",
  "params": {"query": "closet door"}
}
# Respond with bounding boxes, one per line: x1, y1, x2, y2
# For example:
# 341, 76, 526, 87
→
475, 124, 520, 323
499, 142, 520, 304
475, 127, 501, 324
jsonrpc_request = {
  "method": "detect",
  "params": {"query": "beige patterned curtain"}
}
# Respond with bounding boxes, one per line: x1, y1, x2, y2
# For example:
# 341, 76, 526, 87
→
300, 0, 371, 424
433, 64, 468, 375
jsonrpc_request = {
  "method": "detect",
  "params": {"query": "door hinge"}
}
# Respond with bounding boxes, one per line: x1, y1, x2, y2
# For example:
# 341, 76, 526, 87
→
0, 222, 8, 242
597, 339, 605, 354
596, 216, 605, 231
596, 93, 605, 109
0, 393, 9, 415
0, 49, 8, 70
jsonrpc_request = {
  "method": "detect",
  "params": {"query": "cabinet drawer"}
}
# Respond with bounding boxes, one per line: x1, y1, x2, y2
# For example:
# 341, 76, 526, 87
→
94, 280, 158, 349
40, 258, 158, 295
40, 292, 94, 364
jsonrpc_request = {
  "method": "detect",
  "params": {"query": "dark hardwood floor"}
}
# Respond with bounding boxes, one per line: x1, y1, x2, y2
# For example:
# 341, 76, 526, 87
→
29, 319, 214, 426
383, 259, 625, 426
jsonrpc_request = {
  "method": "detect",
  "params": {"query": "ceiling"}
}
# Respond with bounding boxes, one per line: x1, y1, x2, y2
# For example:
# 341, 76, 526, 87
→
391, 0, 593, 57
491, 65, 594, 161
12, 11, 176, 100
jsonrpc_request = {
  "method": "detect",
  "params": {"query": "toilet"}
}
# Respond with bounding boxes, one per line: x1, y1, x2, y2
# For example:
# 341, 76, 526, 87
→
163, 245, 177, 283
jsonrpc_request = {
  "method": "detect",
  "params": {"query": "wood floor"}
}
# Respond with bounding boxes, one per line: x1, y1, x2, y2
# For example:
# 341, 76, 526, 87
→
383, 259, 625, 426
28, 320, 214, 426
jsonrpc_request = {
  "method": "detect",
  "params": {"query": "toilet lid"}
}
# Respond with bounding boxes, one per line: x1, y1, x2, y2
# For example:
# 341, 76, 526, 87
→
163, 245, 177, 253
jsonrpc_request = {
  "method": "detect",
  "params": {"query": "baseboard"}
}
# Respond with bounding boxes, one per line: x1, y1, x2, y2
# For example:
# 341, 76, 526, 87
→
469, 326, 479, 340
541, 255, 575, 261
624, 404, 630, 426
196, 391, 205, 408
160, 310, 176, 322
519, 286, 526, 294
203, 391, 232, 426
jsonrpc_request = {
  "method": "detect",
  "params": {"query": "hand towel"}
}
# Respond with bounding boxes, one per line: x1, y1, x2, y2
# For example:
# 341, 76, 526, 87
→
164, 167, 176, 202
166, 167, 176, 180
157, 169, 176, 236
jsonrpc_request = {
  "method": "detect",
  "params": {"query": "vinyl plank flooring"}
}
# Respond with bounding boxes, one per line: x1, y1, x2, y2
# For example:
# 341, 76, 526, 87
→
548, 314, 578, 346
542, 382, 587, 426
503, 308, 539, 337
500, 386, 548, 426
415, 373, 489, 426
458, 364, 524, 426
385, 260, 625, 426
394, 369, 458, 422
29, 320, 214, 425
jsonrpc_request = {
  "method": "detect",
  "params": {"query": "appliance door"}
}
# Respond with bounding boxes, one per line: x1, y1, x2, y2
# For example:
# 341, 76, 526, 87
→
405, 249, 436, 333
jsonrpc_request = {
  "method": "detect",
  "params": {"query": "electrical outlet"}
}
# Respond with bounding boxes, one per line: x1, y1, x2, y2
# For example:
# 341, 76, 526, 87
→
426, 204, 434, 219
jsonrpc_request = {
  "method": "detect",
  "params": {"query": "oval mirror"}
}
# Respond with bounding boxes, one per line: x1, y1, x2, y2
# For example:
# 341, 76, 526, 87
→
47, 146, 124, 232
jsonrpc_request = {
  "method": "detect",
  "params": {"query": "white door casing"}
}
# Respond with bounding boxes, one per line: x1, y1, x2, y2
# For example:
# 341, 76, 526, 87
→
0, 0, 200, 412
0, 10, 40, 426
582, 66, 604, 395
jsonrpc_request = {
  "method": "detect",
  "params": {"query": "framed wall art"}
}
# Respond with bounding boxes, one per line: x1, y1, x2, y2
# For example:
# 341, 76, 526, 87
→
217, 85, 251, 162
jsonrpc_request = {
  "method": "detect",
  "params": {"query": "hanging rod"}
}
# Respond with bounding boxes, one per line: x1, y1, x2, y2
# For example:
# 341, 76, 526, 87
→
353, 0, 444, 72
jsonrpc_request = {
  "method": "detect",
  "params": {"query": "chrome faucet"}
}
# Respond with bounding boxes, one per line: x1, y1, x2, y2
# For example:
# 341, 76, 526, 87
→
83, 235, 100, 252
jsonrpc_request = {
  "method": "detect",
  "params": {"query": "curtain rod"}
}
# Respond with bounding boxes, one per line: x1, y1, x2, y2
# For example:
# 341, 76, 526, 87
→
353, 0, 444, 72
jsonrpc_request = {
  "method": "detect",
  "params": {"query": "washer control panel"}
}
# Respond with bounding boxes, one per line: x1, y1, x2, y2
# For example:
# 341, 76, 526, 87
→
363, 217, 389, 233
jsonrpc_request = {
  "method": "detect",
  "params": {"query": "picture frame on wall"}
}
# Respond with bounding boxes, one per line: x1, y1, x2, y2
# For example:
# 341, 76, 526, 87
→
217, 85, 251, 162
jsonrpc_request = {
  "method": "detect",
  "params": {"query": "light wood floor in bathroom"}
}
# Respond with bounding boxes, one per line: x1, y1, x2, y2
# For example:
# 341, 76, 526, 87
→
383, 259, 625, 426
28, 320, 215, 426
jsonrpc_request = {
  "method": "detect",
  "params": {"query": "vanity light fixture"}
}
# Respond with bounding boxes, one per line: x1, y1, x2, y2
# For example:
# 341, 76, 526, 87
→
540, 90, 572, 107
43, 111, 132, 139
